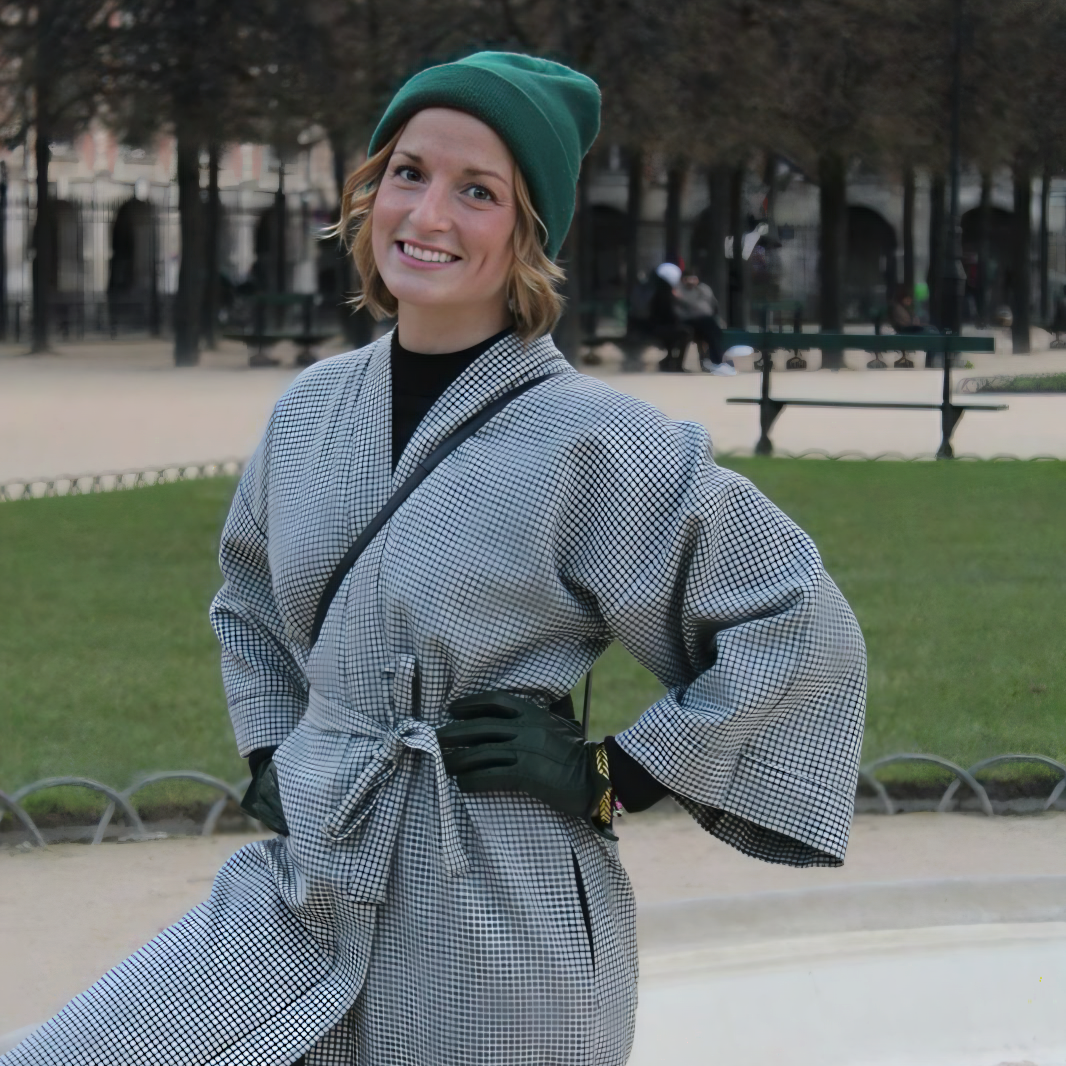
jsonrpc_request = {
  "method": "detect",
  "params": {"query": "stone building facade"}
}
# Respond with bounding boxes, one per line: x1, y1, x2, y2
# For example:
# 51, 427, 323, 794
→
2, 127, 1061, 340
585, 150, 1066, 326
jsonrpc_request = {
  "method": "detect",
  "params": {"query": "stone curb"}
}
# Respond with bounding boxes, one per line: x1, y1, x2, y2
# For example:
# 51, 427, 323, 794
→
636, 873, 1066, 954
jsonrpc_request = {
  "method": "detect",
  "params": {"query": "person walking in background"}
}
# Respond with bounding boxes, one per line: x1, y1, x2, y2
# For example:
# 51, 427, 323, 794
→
2, 51, 865, 1066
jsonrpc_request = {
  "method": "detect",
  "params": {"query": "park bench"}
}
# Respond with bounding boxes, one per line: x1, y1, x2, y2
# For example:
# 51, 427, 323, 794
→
581, 296, 713, 372
583, 320, 692, 372
223, 293, 334, 368
722, 328, 1004, 458
584, 298, 805, 373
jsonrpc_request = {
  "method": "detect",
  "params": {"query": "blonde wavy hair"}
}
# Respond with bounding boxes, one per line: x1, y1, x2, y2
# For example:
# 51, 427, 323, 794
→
329, 126, 565, 342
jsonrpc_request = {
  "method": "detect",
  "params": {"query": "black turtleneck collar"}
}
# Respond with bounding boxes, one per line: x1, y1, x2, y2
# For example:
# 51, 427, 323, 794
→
390, 327, 513, 470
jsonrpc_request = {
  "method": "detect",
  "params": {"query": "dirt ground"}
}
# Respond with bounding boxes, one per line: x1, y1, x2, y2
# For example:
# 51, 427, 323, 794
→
2, 331, 1065, 486
3, 809, 1066, 1035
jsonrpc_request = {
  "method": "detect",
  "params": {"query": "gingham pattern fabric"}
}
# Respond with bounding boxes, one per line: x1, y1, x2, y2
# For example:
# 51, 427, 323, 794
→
3, 330, 865, 1066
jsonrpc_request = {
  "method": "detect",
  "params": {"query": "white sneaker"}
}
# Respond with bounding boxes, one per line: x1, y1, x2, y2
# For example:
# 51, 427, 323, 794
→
723, 345, 754, 360
710, 362, 737, 375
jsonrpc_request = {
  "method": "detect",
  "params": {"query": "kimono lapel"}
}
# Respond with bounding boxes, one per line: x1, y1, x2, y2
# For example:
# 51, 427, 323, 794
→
345, 334, 395, 535
389, 331, 572, 488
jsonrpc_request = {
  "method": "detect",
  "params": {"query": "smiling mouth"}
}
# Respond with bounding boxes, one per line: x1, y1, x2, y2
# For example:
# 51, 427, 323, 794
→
399, 241, 459, 264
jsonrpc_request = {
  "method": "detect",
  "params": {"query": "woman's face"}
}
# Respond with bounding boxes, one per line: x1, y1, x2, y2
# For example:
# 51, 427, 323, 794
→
372, 108, 517, 318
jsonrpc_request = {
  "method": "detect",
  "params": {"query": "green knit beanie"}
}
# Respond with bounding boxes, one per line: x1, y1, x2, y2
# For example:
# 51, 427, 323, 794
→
368, 52, 601, 260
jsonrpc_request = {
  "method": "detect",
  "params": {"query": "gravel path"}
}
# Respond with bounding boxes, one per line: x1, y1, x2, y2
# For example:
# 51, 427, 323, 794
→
4, 809, 1066, 1035
3, 332, 1065, 485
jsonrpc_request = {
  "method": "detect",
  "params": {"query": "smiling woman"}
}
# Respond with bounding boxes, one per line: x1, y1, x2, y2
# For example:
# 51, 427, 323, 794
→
2, 51, 866, 1066
334, 108, 564, 349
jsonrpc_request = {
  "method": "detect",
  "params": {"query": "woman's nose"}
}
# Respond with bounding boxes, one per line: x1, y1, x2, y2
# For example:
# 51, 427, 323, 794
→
407, 179, 451, 233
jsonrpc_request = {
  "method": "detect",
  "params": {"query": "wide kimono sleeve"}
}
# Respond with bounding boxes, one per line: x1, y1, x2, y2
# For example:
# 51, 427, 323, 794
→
209, 427, 309, 757
565, 408, 866, 868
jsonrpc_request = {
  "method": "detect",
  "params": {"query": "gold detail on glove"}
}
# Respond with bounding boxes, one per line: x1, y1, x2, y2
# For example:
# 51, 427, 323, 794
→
594, 743, 614, 827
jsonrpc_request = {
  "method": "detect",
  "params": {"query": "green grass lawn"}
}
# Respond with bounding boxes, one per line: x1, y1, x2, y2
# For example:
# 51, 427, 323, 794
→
2, 459, 1064, 815
975, 372, 1066, 392
1, 480, 247, 816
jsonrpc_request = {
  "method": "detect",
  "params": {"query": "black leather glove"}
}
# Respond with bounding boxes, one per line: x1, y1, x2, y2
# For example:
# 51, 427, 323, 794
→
239, 755, 289, 836
436, 693, 613, 835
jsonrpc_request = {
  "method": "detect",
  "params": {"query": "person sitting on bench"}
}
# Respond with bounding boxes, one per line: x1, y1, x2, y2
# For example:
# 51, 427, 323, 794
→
889, 286, 923, 332
676, 271, 737, 376
649, 262, 693, 372
890, 285, 940, 367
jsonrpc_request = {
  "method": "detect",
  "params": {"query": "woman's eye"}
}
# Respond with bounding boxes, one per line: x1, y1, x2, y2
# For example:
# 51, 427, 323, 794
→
394, 165, 421, 182
466, 184, 494, 202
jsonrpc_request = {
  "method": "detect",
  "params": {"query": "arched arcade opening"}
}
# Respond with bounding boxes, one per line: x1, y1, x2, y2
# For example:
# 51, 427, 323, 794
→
845, 205, 897, 321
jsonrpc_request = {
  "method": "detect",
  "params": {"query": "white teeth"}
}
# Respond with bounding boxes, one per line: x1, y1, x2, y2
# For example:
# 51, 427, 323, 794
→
403, 242, 456, 263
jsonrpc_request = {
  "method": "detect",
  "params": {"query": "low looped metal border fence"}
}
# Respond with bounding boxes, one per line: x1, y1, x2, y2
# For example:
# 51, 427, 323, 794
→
1, 460, 245, 503
857, 752, 1066, 816
2, 452, 1062, 507
4, 753, 1066, 848
744, 449, 1064, 463
1, 771, 258, 847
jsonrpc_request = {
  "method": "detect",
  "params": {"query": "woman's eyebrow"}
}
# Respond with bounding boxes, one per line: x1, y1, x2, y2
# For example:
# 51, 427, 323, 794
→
462, 166, 508, 183
392, 152, 505, 185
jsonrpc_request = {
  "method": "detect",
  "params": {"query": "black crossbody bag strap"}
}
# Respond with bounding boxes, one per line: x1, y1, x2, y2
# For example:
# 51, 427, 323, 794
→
309, 373, 556, 647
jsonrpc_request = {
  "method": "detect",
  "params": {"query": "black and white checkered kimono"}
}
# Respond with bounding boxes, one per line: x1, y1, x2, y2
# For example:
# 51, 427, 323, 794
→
4, 331, 865, 1066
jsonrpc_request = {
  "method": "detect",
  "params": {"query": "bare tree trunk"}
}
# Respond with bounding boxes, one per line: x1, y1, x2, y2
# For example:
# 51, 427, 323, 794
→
31, 2, 53, 354
624, 148, 643, 331
706, 166, 729, 317
31, 126, 52, 353
202, 142, 220, 350
0, 163, 8, 342
331, 135, 347, 208
148, 200, 161, 337
902, 165, 915, 296
977, 172, 991, 328
553, 205, 582, 364
764, 153, 779, 264
927, 173, 945, 327
275, 151, 287, 297
664, 162, 685, 265
728, 164, 747, 327
818, 151, 846, 366
763, 153, 778, 238
1039, 165, 1050, 325
174, 130, 204, 366
577, 164, 595, 337
1012, 161, 1031, 354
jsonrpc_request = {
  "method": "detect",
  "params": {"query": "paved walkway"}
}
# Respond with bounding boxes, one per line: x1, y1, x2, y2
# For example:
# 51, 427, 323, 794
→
2, 330, 1064, 484
3, 809, 1065, 1037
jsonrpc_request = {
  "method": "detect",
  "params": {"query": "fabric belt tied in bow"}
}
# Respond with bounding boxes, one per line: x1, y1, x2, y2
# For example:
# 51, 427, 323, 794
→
304, 681, 470, 891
